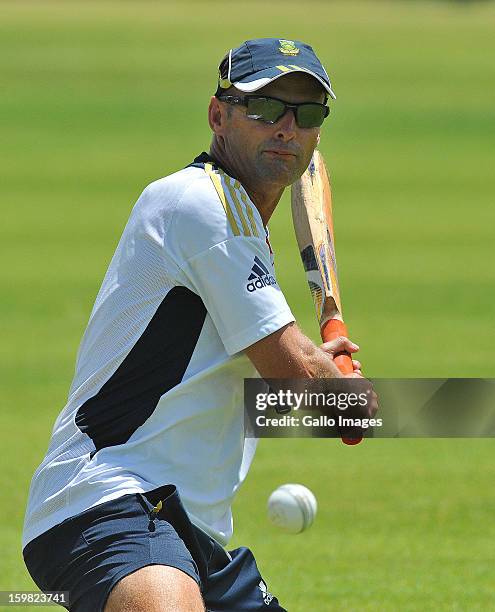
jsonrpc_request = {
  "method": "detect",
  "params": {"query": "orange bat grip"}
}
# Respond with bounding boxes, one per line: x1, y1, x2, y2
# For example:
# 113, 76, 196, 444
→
320, 318, 363, 445
320, 319, 353, 374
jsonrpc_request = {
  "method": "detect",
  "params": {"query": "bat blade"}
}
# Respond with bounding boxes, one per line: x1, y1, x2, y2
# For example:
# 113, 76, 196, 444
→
291, 150, 362, 444
291, 152, 343, 326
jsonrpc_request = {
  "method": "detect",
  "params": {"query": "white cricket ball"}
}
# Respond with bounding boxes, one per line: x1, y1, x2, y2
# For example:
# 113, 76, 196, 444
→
267, 483, 317, 534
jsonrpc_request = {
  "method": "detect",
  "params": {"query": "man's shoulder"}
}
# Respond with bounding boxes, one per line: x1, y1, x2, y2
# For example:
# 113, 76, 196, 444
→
142, 155, 264, 248
182, 154, 265, 243
143, 152, 221, 200
130, 163, 215, 241
142, 164, 210, 207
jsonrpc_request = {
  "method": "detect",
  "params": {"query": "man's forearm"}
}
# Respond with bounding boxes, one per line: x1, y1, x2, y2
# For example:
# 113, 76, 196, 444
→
246, 322, 345, 379
291, 329, 344, 378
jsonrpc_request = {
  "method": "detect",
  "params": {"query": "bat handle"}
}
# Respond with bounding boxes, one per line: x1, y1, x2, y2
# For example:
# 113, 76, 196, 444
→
320, 318, 363, 446
320, 319, 353, 374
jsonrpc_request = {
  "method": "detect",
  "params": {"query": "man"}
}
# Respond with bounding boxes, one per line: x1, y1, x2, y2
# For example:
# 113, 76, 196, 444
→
23, 39, 369, 611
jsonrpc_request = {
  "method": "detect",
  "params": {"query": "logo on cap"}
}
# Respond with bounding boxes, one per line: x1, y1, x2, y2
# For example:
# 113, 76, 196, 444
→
278, 40, 299, 56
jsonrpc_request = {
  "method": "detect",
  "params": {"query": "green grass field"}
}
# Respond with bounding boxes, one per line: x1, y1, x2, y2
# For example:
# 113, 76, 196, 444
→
1, 1, 494, 609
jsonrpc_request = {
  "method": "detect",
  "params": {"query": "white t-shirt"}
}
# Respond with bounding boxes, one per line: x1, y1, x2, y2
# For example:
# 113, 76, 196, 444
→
23, 153, 295, 548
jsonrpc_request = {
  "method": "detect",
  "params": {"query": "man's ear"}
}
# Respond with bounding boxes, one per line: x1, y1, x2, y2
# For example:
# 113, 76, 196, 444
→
316, 133, 321, 145
208, 96, 224, 133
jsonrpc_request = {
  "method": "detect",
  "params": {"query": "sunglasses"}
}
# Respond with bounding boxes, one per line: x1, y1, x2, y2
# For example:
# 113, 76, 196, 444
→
217, 95, 330, 129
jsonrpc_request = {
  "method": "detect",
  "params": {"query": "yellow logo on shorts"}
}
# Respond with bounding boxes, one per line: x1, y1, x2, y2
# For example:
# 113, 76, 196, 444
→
279, 40, 300, 56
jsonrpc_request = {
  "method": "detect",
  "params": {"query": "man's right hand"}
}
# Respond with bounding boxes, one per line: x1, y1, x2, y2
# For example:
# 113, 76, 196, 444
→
246, 322, 378, 423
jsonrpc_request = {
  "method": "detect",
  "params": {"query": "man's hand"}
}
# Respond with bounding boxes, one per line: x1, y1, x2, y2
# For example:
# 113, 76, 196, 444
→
245, 323, 378, 439
320, 336, 378, 421
319, 336, 362, 375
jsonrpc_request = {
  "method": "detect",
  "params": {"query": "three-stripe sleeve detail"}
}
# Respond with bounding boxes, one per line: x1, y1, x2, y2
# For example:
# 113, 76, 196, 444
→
236, 182, 259, 237
205, 163, 240, 236
220, 171, 251, 236
204, 164, 260, 238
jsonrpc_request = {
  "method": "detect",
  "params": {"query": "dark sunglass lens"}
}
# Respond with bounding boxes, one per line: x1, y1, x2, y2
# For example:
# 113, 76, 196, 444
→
296, 104, 328, 128
247, 98, 286, 123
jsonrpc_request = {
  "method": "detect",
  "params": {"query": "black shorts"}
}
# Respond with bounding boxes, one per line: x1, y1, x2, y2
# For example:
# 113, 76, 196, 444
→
23, 485, 286, 611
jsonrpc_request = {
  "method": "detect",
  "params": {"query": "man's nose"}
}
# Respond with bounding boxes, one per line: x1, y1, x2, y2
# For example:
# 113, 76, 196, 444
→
275, 109, 297, 139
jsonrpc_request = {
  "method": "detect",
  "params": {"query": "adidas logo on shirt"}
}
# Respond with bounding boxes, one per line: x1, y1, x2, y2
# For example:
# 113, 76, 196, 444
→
258, 580, 274, 605
246, 256, 277, 293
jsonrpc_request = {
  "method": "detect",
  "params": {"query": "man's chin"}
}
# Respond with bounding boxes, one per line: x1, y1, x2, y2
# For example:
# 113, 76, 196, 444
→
259, 158, 302, 187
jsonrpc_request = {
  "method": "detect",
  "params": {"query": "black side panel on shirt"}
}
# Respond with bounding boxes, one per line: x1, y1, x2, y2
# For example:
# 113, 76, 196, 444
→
75, 287, 207, 455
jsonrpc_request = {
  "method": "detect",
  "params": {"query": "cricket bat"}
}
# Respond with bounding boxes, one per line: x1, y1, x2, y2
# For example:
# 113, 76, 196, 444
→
291, 149, 362, 445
